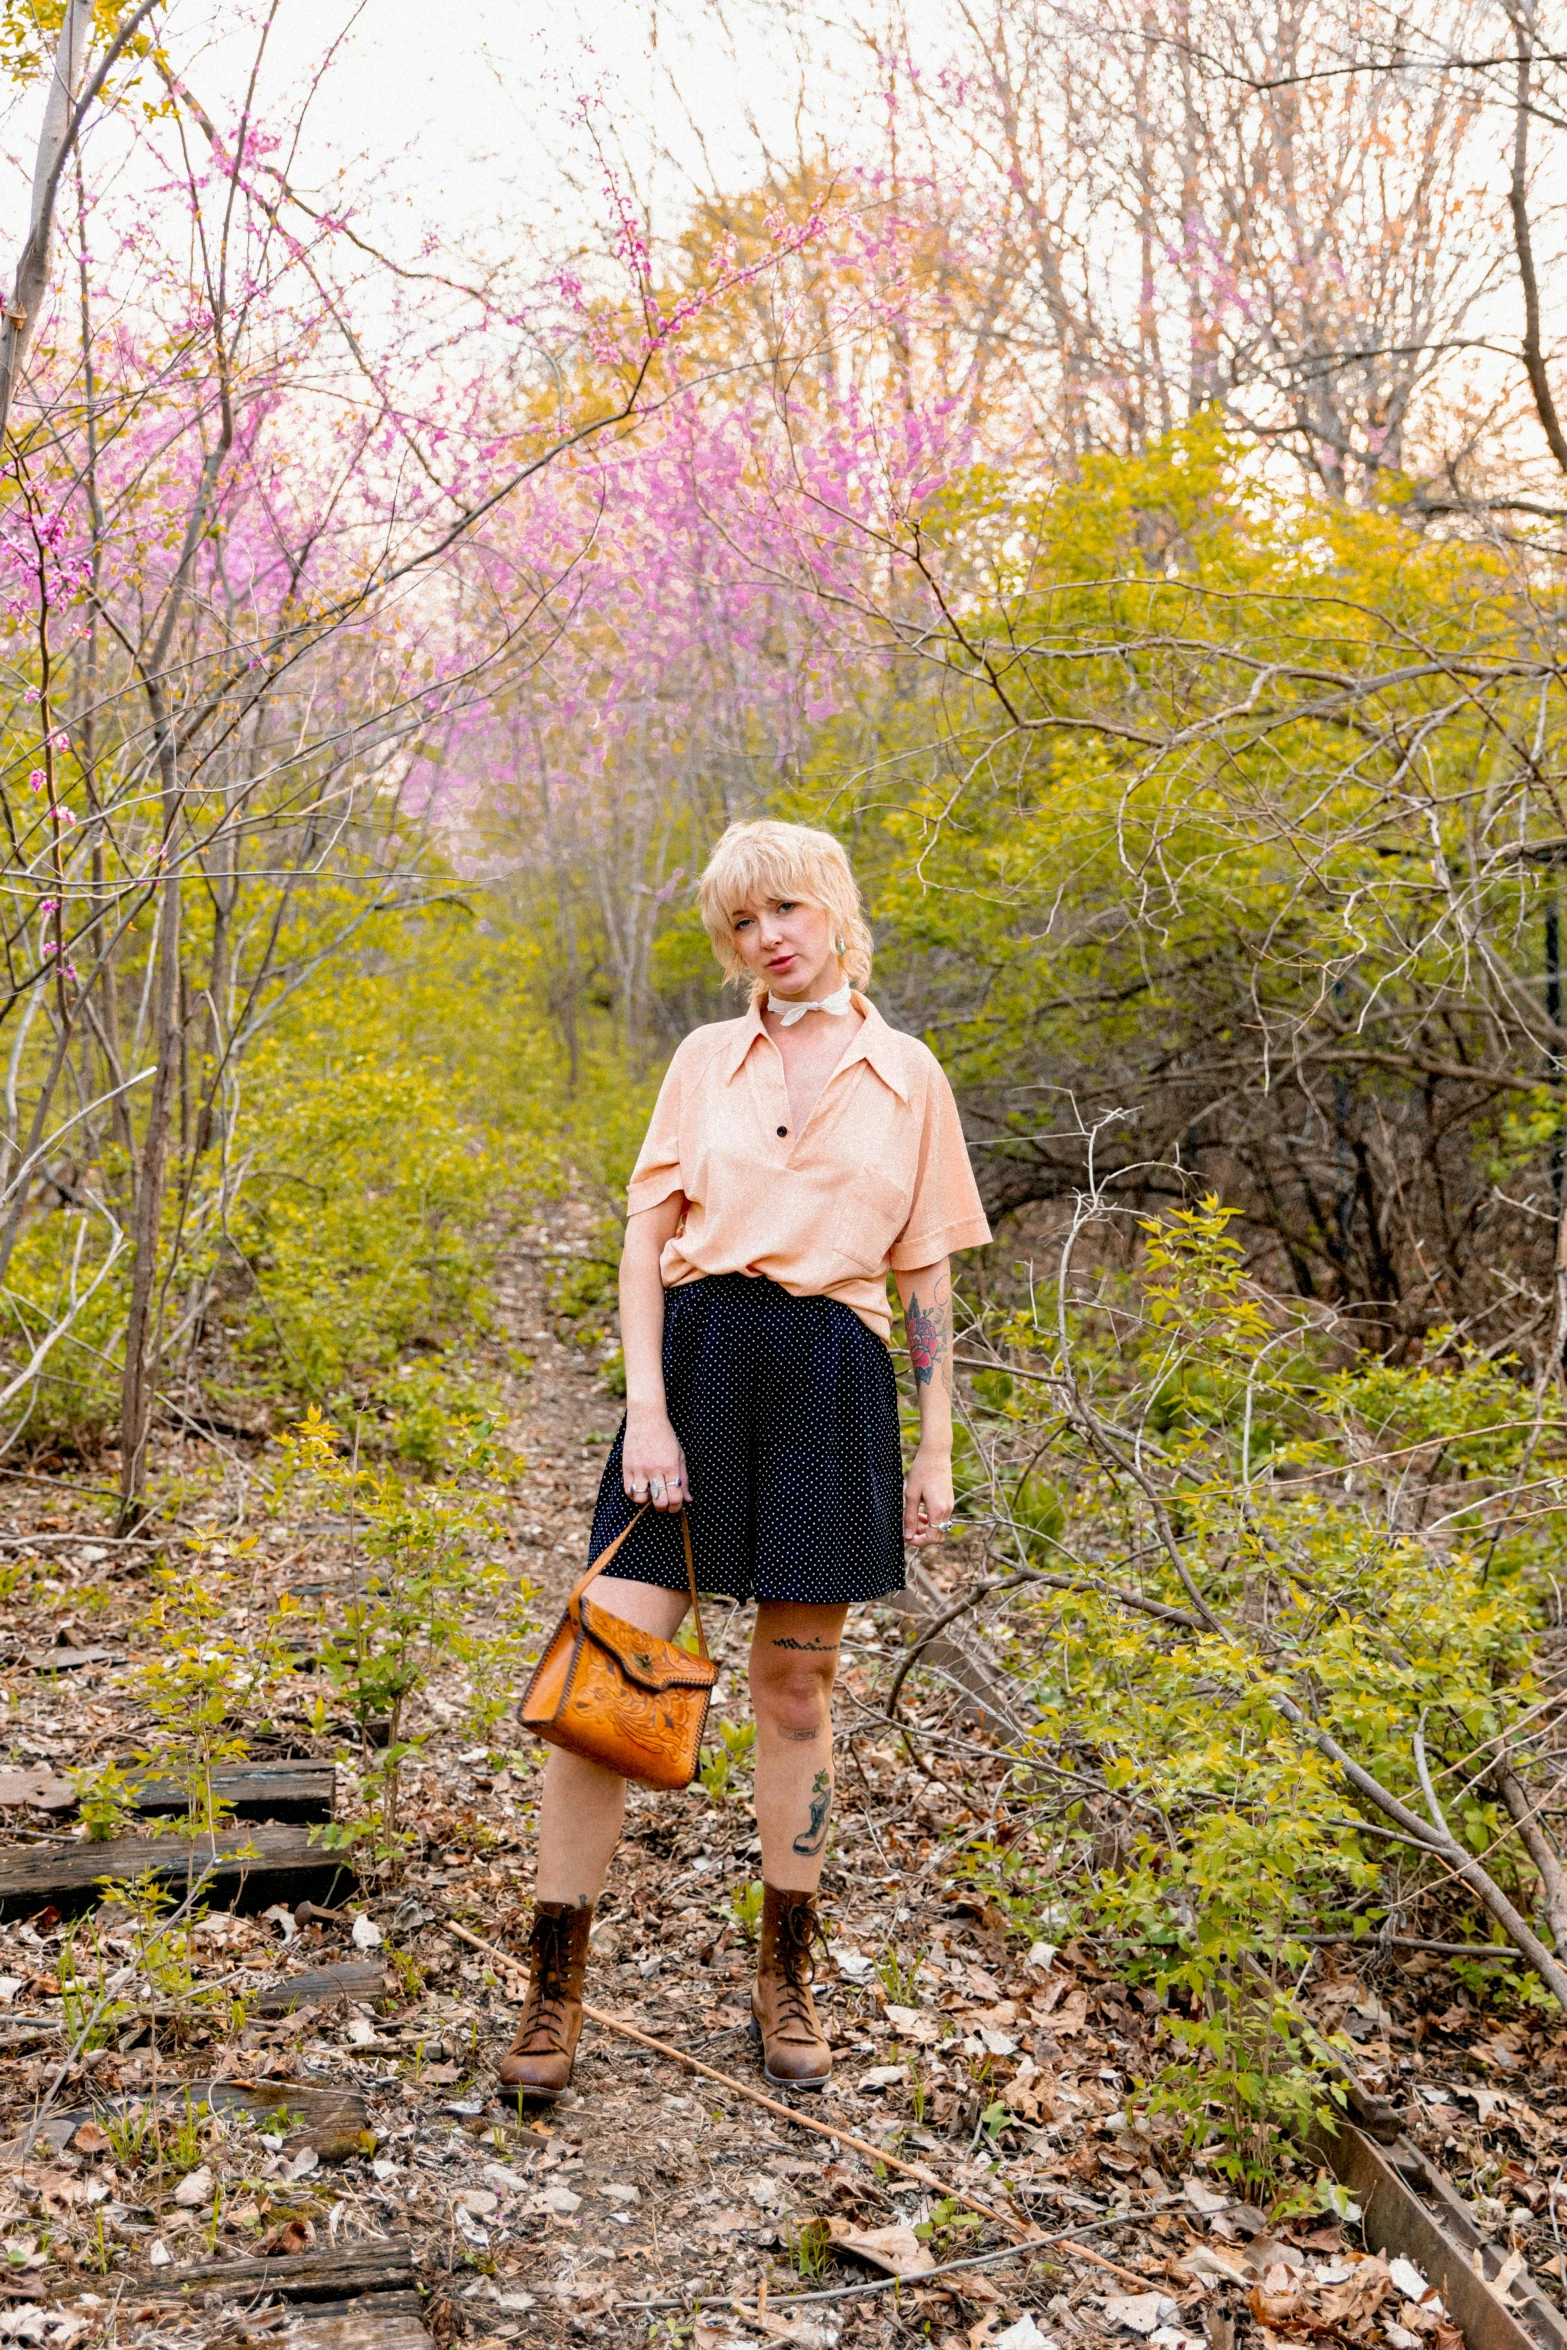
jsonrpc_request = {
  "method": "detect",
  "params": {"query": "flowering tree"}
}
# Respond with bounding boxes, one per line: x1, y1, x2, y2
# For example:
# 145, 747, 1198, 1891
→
0, 7, 820, 1511
461, 187, 985, 1053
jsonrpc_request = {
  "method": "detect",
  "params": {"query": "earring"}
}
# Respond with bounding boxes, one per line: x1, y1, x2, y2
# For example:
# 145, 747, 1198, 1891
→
835, 936, 845, 955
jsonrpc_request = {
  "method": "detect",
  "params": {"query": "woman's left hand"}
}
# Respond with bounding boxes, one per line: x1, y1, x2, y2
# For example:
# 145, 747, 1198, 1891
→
904, 1444, 955, 1544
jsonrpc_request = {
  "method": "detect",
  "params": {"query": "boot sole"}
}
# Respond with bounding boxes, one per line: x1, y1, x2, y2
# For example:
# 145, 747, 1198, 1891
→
749, 2013, 830, 2092
497, 2046, 578, 2102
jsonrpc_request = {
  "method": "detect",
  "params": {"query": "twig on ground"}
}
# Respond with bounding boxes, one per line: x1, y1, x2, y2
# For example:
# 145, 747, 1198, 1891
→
0, 1529, 166, 1547
1299, 1934, 1525, 1959
613, 2202, 1188, 2315
445, 1919, 1167, 2288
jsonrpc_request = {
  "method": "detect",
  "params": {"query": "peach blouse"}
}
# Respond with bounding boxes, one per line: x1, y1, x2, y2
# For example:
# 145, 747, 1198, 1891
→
626, 993, 992, 1342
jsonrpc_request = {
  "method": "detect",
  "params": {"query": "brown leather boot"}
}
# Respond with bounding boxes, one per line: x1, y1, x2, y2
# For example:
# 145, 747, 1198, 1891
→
497, 1901, 593, 2099
750, 1883, 832, 2090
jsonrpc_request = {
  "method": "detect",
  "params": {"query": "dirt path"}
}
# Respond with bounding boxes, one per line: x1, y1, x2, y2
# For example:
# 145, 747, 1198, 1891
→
0, 1207, 1563, 2350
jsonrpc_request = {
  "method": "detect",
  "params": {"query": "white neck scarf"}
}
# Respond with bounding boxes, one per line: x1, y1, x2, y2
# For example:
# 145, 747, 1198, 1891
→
767, 981, 853, 1026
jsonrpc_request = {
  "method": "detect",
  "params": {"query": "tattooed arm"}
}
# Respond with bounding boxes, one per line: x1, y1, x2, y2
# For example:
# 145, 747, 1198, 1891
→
895, 1256, 954, 1544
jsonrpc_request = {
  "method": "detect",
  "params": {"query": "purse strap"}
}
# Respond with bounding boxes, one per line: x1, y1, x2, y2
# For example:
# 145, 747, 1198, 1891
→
565, 1504, 709, 1663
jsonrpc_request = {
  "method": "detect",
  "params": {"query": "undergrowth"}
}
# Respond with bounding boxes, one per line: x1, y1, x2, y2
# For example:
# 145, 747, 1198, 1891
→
0, 896, 657, 1466
931, 1195, 1567, 2192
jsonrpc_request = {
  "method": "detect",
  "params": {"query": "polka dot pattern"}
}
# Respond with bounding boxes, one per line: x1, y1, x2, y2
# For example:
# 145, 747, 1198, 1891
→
586, 1272, 907, 1605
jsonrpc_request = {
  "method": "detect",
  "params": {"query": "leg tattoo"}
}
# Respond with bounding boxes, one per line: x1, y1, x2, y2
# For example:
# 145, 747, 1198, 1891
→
792, 1769, 833, 1857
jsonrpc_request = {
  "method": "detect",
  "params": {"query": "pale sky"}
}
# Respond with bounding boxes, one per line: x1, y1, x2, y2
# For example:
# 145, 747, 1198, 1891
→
0, 0, 915, 318
190, 0, 893, 265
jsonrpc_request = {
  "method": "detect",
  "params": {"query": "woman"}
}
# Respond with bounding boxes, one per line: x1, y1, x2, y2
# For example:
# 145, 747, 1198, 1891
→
499, 818, 990, 2099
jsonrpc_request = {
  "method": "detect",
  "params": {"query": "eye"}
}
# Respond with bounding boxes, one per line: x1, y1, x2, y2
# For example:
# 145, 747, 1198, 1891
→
776, 900, 796, 914
732, 914, 752, 931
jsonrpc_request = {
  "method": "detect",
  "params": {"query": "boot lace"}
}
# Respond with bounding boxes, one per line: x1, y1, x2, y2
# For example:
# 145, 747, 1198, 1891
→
518, 1910, 574, 2054
774, 1899, 824, 2041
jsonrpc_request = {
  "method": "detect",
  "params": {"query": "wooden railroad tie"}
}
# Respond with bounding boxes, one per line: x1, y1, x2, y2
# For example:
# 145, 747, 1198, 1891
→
0, 1761, 336, 1823
0, 1820, 356, 1921
151, 2245, 435, 2350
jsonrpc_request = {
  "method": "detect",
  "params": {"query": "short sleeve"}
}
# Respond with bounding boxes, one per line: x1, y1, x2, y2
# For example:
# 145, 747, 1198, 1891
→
888, 1063, 992, 1268
625, 1047, 690, 1216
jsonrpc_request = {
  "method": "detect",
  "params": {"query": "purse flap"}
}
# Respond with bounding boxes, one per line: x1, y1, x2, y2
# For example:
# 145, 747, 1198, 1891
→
579, 1600, 717, 1693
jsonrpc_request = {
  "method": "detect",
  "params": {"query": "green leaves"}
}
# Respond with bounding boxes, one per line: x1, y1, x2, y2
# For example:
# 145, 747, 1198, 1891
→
948, 1196, 1564, 2186
698, 1718, 756, 1802
276, 1404, 528, 1874
788, 418, 1567, 1329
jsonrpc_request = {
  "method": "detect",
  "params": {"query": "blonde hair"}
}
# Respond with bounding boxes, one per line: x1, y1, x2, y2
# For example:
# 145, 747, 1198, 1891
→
698, 819, 874, 998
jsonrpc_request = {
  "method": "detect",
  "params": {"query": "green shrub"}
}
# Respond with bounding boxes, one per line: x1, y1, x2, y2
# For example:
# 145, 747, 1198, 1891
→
941, 1197, 1564, 2190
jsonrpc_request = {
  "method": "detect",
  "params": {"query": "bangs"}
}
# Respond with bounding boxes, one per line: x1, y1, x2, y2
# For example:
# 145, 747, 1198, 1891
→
706, 833, 838, 919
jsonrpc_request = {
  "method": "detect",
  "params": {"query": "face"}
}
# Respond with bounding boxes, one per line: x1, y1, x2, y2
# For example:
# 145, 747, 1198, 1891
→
728, 888, 841, 1001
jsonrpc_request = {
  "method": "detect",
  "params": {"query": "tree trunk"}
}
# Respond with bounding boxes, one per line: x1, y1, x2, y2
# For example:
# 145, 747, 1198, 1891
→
191, 848, 235, 1160
117, 686, 183, 1526
1507, 1, 1567, 479
1494, 1760, 1567, 1955
0, 0, 92, 449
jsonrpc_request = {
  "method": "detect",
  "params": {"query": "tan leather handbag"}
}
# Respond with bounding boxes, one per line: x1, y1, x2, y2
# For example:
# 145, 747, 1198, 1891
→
518, 1507, 716, 1789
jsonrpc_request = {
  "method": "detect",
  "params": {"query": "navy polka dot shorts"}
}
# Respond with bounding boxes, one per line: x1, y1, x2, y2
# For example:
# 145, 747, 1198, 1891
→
586, 1272, 907, 1606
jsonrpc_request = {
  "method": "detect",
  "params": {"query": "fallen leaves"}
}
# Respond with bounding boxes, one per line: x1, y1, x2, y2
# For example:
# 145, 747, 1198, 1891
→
994, 2318, 1057, 2350
885, 2001, 941, 2045
259, 2216, 312, 2255
4, 1249, 1564, 2350
1104, 2291, 1181, 2335
1172, 2244, 1249, 2288
1050, 1987, 1090, 2036
824, 2217, 936, 2276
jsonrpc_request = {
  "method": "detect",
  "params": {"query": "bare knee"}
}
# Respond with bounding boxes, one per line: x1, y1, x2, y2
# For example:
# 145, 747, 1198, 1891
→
753, 1668, 833, 1741
750, 1645, 838, 1739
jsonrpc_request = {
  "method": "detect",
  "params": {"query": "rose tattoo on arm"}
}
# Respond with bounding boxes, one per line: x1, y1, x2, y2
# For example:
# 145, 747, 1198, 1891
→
906, 1288, 950, 1390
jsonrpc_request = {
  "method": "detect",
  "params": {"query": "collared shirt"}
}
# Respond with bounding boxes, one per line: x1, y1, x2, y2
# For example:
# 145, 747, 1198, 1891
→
626, 993, 992, 1341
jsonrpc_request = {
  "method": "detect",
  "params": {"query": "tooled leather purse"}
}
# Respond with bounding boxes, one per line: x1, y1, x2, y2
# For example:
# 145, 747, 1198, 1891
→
518, 1506, 715, 1789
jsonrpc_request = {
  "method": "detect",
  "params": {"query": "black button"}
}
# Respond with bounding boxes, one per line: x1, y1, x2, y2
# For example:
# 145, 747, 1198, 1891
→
777, 1125, 788, 1136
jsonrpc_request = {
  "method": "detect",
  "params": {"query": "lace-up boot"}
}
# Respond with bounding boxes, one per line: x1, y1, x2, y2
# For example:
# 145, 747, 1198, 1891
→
497, 1900, 593, 2098
750, 1883, 832, 2089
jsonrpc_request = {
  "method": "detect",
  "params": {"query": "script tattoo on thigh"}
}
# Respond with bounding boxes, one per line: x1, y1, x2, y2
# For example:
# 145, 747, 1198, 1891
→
770, 1636, 838, 1652
792, 1769, 833, 1856
906, 1289, 949, 1389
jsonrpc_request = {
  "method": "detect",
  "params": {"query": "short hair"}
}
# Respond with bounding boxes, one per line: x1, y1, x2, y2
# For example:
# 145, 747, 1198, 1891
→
697, 819, 875, 997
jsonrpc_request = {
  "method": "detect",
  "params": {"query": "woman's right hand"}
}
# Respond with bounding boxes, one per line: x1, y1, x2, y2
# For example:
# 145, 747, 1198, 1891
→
622, 1406, 689, 1510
